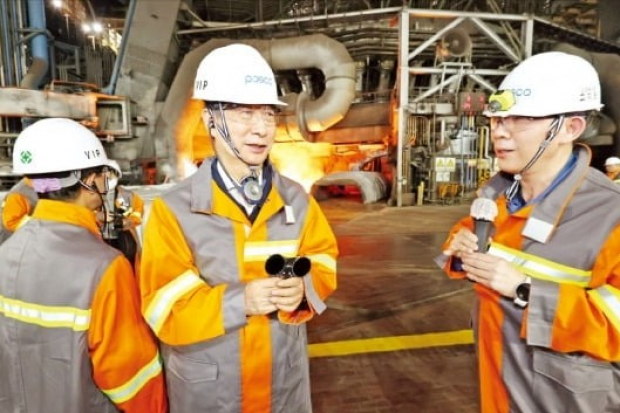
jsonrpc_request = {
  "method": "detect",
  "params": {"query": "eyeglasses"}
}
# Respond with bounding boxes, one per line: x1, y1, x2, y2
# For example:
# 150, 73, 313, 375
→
489, 116, 552, 133
224, 105, 277, 126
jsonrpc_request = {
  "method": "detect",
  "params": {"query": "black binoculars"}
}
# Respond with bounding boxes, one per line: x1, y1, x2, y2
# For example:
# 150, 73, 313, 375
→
265, 254, 311, 278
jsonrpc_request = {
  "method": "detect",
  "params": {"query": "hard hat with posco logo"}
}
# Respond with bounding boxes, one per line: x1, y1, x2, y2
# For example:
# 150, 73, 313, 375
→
485, 51, 603, 117
193, 43, 286, 106
13, 118, 108, 174
605, 157, 620, 166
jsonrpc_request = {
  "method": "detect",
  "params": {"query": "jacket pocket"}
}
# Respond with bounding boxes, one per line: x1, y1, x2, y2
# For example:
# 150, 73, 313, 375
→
532, 348, 613, 412
167, 351, 218, 383
165, 350, 219, 412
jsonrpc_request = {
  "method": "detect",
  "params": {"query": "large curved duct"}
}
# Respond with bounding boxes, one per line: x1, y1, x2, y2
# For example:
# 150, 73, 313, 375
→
155, 34, 356, 178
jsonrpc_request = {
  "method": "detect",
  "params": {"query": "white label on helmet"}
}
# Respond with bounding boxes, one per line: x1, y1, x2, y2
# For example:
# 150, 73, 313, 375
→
245, 75, 273, 86
579, 87, 598, 102
195, 80, 209, 91
85, 149, 102, 159
511, 88, 532, 97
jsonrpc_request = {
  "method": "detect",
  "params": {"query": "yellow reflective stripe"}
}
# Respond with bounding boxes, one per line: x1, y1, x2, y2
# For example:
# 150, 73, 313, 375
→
244, 240, 299, 262
129, 211, 142, 219
16, 215, 31, 229
101, 353, 163, 404
305, 253, 336, 273
487, 243, 591, 286
588, 286, 620, 332
145, 270, 203, 334
0, 295, 90, 331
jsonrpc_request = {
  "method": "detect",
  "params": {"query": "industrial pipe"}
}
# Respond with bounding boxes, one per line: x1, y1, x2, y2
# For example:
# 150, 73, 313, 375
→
102, 0, 137, 95
20, 0, 49, 89
0, 0, 15, 86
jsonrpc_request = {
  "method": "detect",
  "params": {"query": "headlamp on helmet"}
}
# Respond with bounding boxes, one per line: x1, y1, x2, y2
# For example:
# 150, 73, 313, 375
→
487, 90, 516, 114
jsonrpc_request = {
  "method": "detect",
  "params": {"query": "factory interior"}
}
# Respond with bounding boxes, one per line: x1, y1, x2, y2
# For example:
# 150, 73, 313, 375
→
1, 0, 619, 411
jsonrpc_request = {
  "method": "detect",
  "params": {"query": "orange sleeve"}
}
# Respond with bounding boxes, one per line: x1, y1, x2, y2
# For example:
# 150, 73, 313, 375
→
437, 216, 473, 280
279, 197, 338, 324
139, 197, 230, 346
2, 192, 32, 231
89, 254, 167, 413
547, 224, 620, 361
128, 192, 145, 226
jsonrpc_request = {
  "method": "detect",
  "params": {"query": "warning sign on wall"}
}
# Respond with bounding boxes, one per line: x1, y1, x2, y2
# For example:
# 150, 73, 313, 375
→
435, 157, 456, 172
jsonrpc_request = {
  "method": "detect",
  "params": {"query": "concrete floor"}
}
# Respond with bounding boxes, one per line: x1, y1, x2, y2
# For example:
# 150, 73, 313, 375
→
308, 196, 479, 413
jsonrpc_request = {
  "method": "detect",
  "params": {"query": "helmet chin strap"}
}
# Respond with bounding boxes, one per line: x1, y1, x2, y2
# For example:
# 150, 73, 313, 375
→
208, 103, 263, 204
505, 115, 565, 202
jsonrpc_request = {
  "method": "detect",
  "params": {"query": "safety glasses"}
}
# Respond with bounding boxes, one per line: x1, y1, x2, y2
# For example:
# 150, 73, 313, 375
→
489, 116, 552, 133
223, 104, 277, 126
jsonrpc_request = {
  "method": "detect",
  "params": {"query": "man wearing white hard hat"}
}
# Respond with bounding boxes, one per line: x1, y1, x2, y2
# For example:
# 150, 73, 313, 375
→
437, 52, 620, 412
605, 156, 620, 183
139, 44, 338, 413
0, 118, 167, 413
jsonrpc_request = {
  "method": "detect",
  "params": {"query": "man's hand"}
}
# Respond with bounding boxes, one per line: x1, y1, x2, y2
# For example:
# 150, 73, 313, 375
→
245, 278, 280, 316
270, 277, 305, 313
461, 252, 527, 298
443, 228, 479, 257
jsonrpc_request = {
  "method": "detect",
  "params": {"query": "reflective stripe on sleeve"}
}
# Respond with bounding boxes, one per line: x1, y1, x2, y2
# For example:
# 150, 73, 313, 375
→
305, 253, 337, 273
0, 295, 90, 331
588, 286, 620, 333
101, 352, 163, 404
144, 270, 204, 334
244, 240, 300, 262
487, 242, 591, 286
16, 215, 31, 229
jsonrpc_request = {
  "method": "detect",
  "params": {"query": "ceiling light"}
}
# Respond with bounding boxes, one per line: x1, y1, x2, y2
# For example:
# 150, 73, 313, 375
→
51, 0, 62, 8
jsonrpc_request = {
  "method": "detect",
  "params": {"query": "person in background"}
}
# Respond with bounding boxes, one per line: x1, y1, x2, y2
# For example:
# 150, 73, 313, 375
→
139, 43, 338, 413
0, 118, 167, 413
604, 156, 620, 183
99, 159, 144, 269
436, 52, 620, 412
0, 177, 37, 244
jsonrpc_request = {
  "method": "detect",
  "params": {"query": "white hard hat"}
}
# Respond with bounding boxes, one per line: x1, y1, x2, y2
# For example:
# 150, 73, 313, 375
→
193, 43, 286, 106
13, 118, 108, 174
605, 156, 620, 166
107, 159, 122, 178
485, 51, 603, 117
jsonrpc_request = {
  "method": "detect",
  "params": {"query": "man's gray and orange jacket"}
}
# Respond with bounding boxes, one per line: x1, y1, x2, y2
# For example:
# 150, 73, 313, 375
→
0, 199, 167, 413
140, 158, 338, 413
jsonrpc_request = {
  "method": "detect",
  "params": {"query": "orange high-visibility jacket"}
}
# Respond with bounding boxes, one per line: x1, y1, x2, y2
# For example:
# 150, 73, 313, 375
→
0, 199, 167, 413
140, 158, 338, 413
437, 146, 620, 413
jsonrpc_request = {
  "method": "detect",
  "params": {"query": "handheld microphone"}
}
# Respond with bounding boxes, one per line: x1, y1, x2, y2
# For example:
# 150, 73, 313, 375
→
470, 197, 498, 252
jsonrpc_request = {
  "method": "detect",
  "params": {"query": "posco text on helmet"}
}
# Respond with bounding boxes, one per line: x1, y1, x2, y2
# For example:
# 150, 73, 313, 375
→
193, 43, 286, 106
13, 118, 108, 174
484, 51, 603, 118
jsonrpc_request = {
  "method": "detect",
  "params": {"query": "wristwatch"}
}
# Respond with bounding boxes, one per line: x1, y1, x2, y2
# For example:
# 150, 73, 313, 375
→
514, 276, 531, 308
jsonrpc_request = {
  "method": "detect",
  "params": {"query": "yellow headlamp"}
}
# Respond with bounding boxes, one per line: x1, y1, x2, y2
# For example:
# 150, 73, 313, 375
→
487, 89, 516, 113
